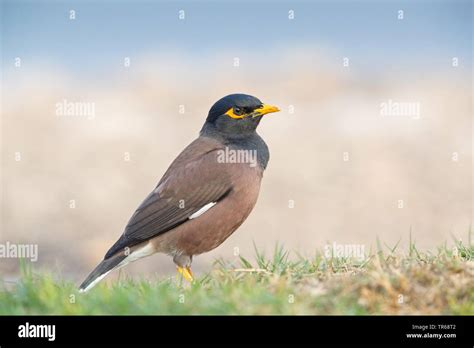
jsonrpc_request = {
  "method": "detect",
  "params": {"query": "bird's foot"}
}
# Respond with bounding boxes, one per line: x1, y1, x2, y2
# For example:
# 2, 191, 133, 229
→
177, 266, 194, 282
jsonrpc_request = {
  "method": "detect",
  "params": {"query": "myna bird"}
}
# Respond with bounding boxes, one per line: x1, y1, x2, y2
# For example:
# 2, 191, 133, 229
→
79, 94, 279, 292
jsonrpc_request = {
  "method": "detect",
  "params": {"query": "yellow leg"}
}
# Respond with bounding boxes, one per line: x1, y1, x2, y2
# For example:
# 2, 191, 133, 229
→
177, 266, 194, 282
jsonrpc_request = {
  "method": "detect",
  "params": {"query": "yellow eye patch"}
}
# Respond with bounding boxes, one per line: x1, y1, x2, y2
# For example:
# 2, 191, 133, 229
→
225, 108, 245, 119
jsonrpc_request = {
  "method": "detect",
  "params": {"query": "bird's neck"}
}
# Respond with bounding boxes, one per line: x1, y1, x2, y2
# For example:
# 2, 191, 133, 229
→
200, 124, 270, 169
200, 123, 255, 142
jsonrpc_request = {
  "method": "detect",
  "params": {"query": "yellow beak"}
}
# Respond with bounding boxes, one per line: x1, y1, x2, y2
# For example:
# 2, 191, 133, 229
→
253, 104, 280, 117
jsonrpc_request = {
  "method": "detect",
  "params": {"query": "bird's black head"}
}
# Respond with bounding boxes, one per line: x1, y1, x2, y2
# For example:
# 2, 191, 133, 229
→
202, 94, 279, 139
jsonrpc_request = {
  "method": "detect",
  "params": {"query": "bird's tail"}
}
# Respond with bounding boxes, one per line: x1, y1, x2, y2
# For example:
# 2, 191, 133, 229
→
79, 253, 126, 292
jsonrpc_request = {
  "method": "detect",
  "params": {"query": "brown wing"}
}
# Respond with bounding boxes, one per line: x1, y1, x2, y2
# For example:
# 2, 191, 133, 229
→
104, 136, 232, 258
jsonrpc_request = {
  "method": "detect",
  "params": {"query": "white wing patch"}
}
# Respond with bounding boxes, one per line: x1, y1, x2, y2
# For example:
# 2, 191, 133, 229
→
189, 202, 217, 220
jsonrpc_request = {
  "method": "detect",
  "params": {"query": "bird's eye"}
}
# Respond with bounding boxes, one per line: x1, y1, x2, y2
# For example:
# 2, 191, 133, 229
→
233, 107, 243, 116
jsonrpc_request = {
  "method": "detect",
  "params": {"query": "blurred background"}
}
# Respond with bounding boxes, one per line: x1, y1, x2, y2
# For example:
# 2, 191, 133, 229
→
1, 0, 472, 283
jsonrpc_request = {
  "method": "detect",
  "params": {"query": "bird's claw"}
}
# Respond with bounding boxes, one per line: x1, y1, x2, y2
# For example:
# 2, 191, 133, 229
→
177, 266, 194, 282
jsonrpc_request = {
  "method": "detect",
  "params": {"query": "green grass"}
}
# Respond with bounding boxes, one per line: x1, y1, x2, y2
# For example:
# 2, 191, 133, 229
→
1, 241, 473, 315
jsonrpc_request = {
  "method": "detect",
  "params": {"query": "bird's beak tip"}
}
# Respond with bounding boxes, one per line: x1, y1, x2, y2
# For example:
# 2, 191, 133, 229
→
255, 104, 280, 116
